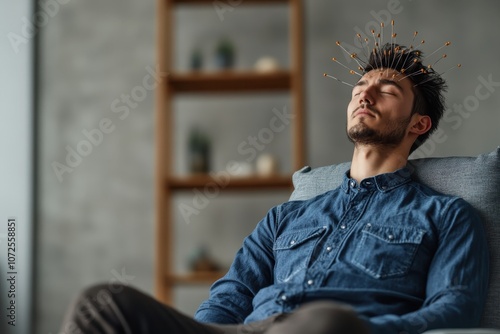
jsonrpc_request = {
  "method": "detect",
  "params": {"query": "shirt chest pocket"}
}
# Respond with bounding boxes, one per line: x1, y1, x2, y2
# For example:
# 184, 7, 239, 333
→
349, 224, 425, 279
273, 227, 326, 283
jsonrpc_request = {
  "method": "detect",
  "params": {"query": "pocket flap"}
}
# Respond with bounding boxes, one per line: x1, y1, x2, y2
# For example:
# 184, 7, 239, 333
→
362, 224, 425, 244
274, 226, 326, 250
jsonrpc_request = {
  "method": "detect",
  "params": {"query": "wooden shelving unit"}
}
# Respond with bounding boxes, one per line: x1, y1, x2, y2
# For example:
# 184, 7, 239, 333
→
155, 0, 305, 305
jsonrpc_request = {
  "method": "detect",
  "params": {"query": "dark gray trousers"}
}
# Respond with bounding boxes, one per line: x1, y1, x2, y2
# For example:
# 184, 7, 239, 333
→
59, 284, 369, 334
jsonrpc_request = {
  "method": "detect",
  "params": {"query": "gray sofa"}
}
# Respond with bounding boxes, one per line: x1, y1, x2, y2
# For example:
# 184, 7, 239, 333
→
290, 147, 500, 333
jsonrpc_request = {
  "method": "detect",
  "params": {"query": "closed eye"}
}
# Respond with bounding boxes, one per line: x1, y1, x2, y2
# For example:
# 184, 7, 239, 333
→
379, 79, 404, 95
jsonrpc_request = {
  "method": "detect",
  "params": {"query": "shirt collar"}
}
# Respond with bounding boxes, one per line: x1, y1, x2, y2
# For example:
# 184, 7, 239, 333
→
341, 167, 412, 193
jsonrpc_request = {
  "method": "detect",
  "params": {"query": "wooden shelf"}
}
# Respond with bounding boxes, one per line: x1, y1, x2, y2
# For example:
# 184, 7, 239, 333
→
155, 0, 304, 304
166, 174, 293, 190
165, 271, 227, 285
166, 71, 292, 93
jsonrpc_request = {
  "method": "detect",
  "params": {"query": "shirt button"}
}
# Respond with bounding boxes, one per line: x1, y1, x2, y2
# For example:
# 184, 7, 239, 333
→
326, 246, 332, 252
307, 280, 314, 285
290, 240, 296, 245
388, 234, 394, 240
281, 295, 287, 301
350, 181, 355, 187
340, 225, 346, 230
366, 223, 372, 227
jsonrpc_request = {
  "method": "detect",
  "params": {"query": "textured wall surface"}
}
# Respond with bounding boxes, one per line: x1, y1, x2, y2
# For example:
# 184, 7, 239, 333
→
37, 1, 158, 332
36, 0, 500, 332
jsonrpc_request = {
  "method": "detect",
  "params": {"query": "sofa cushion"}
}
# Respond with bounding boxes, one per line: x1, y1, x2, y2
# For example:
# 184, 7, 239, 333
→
290, 147, 500, 328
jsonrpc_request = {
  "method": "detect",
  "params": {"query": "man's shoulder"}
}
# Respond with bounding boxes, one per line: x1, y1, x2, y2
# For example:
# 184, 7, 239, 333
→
405, 178, 477, 218
283, 186, 341, 210
406, 177, 454, 197
406, 178, 466, 203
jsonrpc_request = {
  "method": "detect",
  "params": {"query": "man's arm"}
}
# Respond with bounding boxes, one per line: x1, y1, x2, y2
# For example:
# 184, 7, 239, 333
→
366, 198, 490, 334
194, 206, 278, 324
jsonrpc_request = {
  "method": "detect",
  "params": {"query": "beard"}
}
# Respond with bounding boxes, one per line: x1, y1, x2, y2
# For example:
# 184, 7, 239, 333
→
347, 115, 412, 147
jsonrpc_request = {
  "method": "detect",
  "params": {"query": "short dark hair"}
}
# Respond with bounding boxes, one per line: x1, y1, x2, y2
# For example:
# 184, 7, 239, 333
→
364, 43, 448, 153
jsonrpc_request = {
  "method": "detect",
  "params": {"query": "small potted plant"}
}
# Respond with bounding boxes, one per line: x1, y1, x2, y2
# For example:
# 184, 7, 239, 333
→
215, 38, 235, 69
188, 128, 211, 174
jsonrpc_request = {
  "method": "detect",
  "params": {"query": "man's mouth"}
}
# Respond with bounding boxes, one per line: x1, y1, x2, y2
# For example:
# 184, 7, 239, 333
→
353, 107, 377, 118
352, 102, 380, 117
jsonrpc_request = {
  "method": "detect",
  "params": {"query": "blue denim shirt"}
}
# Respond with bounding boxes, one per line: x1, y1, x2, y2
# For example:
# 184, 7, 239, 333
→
195, 168, 489, 334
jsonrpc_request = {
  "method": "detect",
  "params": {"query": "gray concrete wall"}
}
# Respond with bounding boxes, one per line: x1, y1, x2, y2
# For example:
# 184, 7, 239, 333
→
35, 0, 500, 333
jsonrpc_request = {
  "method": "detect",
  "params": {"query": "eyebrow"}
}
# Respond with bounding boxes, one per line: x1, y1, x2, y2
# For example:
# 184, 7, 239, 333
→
354, 78, 404, 93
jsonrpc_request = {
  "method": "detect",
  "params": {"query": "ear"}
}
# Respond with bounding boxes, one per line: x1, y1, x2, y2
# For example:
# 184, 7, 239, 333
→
409, 114, 432, 135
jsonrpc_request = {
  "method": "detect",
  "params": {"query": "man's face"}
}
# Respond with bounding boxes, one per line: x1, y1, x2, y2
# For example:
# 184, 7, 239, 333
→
346, 68, 416, 147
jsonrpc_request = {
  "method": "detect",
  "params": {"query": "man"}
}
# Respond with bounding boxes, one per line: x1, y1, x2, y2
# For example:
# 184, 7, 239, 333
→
60, 43, 489, 334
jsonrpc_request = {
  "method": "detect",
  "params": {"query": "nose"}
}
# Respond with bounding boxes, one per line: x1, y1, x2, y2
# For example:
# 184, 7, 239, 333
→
358, 86, 374, 106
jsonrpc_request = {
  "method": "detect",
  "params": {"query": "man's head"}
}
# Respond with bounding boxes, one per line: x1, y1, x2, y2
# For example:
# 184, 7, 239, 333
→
346, 43, 447, 153
347, 68, 416, 150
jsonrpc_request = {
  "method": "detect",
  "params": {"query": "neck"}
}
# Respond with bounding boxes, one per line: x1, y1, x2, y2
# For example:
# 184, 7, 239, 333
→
350, 145, 410, 183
